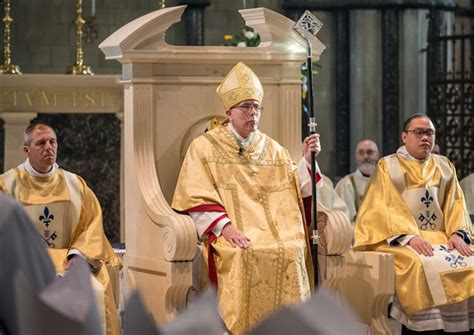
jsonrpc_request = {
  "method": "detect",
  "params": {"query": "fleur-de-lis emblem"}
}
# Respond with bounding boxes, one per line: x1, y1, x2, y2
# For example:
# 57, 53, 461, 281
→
421, 190, 433, 208
39, 206, 54, 228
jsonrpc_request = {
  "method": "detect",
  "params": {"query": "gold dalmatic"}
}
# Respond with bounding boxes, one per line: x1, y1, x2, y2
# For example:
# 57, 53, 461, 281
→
354, 149, 474, 315
173, 124, 312, 335
0, 167, 121, 335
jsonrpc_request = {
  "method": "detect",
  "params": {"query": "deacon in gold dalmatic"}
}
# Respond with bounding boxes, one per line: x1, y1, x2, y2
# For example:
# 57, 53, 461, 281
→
354, 146, 474, 316
0, 166, 121, 335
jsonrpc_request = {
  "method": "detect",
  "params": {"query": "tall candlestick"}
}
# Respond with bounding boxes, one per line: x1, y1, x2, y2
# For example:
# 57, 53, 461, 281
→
0, 0, 21, 75
66, 0, 94, 75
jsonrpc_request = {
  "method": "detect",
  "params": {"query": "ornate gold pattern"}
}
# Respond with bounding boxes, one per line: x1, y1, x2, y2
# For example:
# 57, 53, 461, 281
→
0, 0, 21, 75
173, 125, 311, 334
216, 62, 264, 110
66, 0, 94, 75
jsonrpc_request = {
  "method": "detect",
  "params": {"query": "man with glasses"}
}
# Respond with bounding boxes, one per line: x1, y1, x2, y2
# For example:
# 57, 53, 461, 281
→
354, 114, 473, 334
335, 139, 380, 224
172, 62, 321, 335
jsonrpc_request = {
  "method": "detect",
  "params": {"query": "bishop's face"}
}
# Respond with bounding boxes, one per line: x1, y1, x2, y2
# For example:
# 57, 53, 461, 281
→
226, 99, 262, 138
24, 126, 58, 173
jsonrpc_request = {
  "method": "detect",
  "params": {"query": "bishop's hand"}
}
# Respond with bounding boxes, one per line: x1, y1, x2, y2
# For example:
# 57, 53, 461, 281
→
409, 236, 434, 256
303, 133, 321, 164
221, 223, 251, 249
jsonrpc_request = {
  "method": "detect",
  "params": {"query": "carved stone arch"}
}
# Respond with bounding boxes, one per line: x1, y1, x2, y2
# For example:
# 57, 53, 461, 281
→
179, 115, 226, 163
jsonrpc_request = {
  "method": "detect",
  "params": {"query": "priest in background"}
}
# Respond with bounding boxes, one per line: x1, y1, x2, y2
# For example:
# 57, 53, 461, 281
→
0, 122, 121, 335
354, 114, 473, 334
335, 139, 380, 224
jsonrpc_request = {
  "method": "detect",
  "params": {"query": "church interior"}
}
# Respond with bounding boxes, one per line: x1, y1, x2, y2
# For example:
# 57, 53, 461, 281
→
0, 0, 473, 334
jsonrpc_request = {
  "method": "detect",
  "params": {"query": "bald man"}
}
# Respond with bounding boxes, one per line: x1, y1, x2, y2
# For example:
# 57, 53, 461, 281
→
335, 140, 380, 224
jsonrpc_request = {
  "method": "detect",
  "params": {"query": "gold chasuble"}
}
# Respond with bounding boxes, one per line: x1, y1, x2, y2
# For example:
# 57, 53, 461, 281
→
173, 124, 312, 335
354, 147, 474, 316
0, 166, 121, 335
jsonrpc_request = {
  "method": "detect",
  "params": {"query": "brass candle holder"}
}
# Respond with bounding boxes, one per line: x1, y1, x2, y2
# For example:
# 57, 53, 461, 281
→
66, 0, 93, 75
0, 0, 22, 75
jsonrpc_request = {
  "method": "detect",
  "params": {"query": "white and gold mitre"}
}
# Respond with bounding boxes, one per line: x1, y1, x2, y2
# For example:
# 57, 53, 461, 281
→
216, 62, 264, 110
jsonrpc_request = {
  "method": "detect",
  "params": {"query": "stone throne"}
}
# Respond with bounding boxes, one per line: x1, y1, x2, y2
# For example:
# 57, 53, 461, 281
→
99, 6, 395, 334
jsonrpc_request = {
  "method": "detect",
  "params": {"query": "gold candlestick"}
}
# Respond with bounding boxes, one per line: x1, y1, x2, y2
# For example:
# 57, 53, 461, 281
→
0, 0, 22, 75
66, 0, 93, 75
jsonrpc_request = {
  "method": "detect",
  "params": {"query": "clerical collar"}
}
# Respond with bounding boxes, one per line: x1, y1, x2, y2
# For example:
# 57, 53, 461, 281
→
397, 145, 430, 162
21, 158, 59, 177
355, 168, 370, 178
228, 123, 255, 149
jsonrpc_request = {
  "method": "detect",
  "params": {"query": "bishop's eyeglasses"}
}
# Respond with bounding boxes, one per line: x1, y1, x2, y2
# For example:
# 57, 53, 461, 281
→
233, 103, 263, 114
404, 128, 436, 138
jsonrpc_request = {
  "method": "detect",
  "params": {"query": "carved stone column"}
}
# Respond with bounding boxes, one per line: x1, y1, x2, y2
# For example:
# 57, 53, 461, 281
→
179, 0, 210, 46
349, 10, 382, 167
0, 112, 37, 171
0, 118, 4, 173
335, 10, 350, 179
427, 10, 447, 82
116, 112, 125, 243
400, 9, 429, 121
381, 9, 400, 155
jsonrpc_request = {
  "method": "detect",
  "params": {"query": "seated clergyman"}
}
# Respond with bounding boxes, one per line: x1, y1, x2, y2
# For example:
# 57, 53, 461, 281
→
354, 114, 473, 334
172, 62, 322, 335
0, 122, 121, 335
